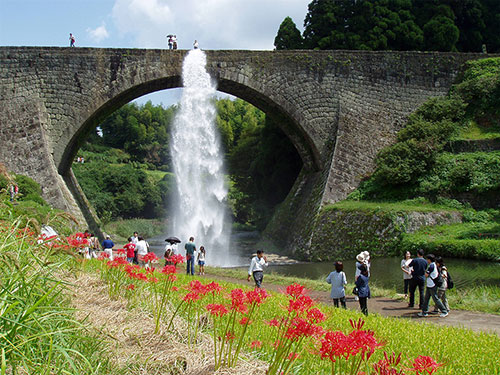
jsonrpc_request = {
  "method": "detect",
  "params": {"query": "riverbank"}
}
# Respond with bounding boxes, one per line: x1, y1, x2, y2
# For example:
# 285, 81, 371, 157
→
204, 266, 500, 315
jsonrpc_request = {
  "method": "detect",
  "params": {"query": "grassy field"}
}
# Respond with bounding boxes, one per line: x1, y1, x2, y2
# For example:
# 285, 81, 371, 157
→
104, 218, 167, 243
84, 259, 500, 375
327, 199, 462, 213
453, 120, 500, 140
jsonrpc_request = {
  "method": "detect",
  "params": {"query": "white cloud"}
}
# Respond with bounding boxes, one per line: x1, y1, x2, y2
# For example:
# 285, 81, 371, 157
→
87, 23, 110, 43
111, 0, 310, 50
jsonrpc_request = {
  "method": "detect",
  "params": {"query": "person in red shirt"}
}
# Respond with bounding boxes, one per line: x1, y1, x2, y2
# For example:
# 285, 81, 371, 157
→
124, 237, 136, 263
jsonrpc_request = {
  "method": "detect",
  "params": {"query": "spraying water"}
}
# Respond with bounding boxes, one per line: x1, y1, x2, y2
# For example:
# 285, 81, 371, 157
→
170, 49, 231, 266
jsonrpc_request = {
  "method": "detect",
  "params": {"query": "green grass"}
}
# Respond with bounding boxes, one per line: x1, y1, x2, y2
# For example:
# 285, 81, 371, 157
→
86, 260, 500, 375
104, 218, 166, 243
327, 199, 460, 213
454, 120, 500, 140
144, 169, 169, 183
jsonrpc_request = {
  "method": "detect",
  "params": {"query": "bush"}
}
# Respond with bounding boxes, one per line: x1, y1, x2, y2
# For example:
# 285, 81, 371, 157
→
14, 174, 42, 200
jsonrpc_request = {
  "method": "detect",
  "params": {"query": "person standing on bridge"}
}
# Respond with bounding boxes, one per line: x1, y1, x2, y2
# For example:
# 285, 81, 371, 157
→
193, 40, 199, 49
69, 33, 75, 47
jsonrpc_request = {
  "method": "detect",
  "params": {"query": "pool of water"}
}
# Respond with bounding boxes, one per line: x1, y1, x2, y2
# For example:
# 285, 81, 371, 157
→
148, 231, 500, 292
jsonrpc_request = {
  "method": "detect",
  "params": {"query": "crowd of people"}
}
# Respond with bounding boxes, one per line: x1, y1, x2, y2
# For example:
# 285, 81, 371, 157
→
326, 249, 452, 317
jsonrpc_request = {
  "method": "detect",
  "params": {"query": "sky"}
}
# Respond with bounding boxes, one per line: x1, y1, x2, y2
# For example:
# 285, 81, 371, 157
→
0, 0, 311, 106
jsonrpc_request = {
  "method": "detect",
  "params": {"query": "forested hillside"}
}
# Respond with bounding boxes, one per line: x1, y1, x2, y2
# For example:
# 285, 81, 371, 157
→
73, 99, 301, 229
275, 0, 500, 52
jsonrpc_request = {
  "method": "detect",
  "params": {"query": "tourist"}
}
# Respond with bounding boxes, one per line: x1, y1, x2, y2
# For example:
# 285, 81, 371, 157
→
131, 231, 139, 264
362, 251, 371, 276
69, 33, 75, 47
408, 249, 427, 308
88, 233, 99, 258
354, 253, 364, 301
434, 257, 450, 313
418, 254, 448, 318
164, 241, 174, 265
102, 235, 114, 260
9, 184, 18, 202
355, 264, 370, 315
193, 40, 199, 49
136, 236, 149, 267
197, 246, 206, 275
172, 35, 178, 50
185, 237, 196, 275
247, 250, 268, 288
124, 237, 136, 263
401, 251, 413, 299
326, 261, 347, 309
167, 35, 173, 49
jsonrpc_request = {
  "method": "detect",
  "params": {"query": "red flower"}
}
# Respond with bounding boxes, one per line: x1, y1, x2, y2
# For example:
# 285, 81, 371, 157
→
183, 291, 200, 303
411, 355, 443, 375
188, 280, 208, 295
245, 288, 269, 305
267, 318, 281, 327
206, 303, 229, 317
288, 352, 300, 361
143, 252, 159, 262
230, 288, 248, 314
285, 318, 323, 341
239, 316, 250, 325
250, 340, 262, 349
172, 286, 179, 292
205, 281, 223, 295
373, 352, 405, 375
307, 307, 326, 323
116, 248, 126, 255
167, 254, 185, 265
285, 283, 306, 299
161, 265, 177, 274
126, 284, 135, 290
319, 330, 352, 362
287, 295, 314, 314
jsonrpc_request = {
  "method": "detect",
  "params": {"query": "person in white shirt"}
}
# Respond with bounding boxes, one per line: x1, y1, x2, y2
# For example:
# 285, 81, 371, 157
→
247, 250, 268, 288
418, 254, 448, 318
136, 236, 149, 267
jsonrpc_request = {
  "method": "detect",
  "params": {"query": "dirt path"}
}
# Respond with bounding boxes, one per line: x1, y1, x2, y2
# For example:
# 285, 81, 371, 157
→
201, 272, 500, 337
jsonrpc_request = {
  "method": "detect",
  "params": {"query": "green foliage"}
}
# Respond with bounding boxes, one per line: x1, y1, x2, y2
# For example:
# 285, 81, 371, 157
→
104, 218, 166, 242
14, 174, 43, 201
274, 16, 304, 50
299, 0, 500, 52
72, 159, 172, 220
453, 57, 500, 127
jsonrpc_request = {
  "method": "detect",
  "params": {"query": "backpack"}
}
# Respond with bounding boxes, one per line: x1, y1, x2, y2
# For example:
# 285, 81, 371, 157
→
446, 270, 454, 289
430, 264, 443, 287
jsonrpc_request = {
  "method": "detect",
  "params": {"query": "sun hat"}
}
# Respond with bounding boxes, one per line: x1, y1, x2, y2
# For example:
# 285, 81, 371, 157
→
356, 253, 365, 262
362, 251, 370, 258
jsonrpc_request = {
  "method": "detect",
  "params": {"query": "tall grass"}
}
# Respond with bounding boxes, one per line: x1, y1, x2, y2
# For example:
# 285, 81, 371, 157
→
0, 220, 116, 374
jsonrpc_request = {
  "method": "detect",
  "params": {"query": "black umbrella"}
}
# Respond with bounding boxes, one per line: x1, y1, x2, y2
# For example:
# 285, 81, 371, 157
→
166, 34, 174, 38
165, 236, 181, 243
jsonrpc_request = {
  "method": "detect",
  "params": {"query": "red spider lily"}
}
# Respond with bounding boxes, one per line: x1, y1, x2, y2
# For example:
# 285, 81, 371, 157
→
161, 265, 177, 274
245, 288, 269, 305
239, 316, 250, 325
206, 303, 229, 317
348, 328, 384, 360
287, 295, 314, 314
116, 248, 126, 255
285, 317, 324, 341
125, 284, 135, 290
230, 288, 248, 314
250, 340, 262, 349
288, 352, 300, 361
167, 254, 185, 265
373, 352, 405, 375
188, 280, 208, 295
98, 252, 109, 260
285, 283, 306, 299
148, 276, 159, 283
225, 331, 236, 341
411, 356, 443, 375
172, 286, 179, 292
350, 318, 366, 331
267, 318, 281, 327
183, 291, 201, 303
205, 281, 223, 295
107, 257, 129, 268
319, 330, 352, 362
143, 252, 159, 262
307, 307, 326, 323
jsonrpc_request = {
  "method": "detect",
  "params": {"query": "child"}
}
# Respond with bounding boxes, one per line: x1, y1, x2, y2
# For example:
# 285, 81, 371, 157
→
124, 237, 136, 263
197, 246, 206, 275
326, 261, 347, 308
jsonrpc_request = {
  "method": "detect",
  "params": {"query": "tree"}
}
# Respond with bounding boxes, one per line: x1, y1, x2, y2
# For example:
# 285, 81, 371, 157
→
274, 17, 304, 50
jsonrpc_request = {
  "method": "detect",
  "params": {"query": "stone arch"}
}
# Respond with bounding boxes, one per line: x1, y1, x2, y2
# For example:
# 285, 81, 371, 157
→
57, 74, 322, 177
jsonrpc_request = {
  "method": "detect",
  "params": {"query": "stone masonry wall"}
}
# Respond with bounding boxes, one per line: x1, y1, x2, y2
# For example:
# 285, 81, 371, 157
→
0, 47, 496, 249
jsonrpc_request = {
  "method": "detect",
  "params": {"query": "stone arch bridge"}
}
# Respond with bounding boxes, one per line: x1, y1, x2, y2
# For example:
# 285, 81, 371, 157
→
0, 47, 491, 254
